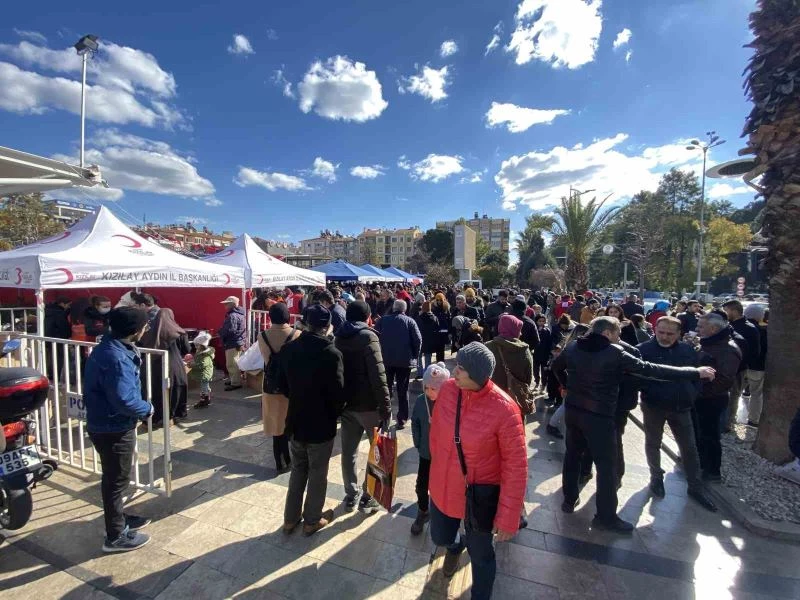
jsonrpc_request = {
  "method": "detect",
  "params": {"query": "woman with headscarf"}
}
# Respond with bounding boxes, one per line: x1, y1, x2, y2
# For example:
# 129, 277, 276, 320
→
138, 307, 190, 426
485, 314, 534, 413
258, 302, 299, 472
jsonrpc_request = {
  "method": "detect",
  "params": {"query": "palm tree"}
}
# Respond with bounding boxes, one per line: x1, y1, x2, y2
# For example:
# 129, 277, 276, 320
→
742, 0, 800, 462
534, 189, 619, 291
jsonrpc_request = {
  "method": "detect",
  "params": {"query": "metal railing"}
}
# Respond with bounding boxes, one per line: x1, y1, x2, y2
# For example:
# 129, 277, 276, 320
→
0, 307, 36, 333
248, 309, 302, 343
5, 333, 172, 497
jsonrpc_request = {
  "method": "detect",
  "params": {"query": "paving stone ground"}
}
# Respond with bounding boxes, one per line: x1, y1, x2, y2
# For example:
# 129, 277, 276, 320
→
2, 354, 800, 599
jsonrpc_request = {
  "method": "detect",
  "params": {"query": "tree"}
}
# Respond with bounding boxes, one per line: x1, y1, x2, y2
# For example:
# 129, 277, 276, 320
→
475, 235, 492, 266
742, 0, 800, 461
476, 249, 510, 289
535, 190, 619, 291
527, 268, 565, 291
0, 193, 64, 250
703, 217, 753, 280
360, 237, 380, 266
424, 263, 458, 288
515, 215, 555, 285
406, 251, 429, 274
418, 229, 454, 265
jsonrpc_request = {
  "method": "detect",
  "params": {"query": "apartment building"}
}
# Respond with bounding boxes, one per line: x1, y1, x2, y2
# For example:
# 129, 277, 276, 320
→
436, 212, 511, 255
357, 226, 422, 269
298, 231, 358, 262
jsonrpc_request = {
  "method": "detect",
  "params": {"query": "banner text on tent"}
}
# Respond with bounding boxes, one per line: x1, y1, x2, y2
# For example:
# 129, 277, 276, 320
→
101, 272, 222, 283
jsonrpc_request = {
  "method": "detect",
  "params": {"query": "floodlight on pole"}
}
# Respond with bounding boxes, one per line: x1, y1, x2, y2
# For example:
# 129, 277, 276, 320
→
686, 130, 726, 298
74, 35, 99, 169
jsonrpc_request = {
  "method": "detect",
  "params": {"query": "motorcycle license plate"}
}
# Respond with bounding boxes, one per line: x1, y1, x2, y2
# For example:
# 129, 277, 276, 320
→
0, 445, 41, 476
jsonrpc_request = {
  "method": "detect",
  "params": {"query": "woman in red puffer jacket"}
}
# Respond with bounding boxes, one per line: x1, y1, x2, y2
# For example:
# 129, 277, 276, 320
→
428, 342, 528, 599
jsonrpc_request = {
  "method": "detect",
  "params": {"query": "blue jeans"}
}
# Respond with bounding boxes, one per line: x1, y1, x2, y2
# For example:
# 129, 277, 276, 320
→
417, 353, 433, 378
430, 500, 496, 600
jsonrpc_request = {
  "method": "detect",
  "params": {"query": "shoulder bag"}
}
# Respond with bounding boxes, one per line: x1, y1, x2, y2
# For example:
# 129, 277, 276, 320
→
497, 346, 535, 415
455, 390, 500, 533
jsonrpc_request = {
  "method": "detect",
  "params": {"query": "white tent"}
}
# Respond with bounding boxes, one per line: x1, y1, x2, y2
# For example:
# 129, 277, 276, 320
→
0, 145, 105, 196
0, 206, 245, 290
202, 233, 325, 288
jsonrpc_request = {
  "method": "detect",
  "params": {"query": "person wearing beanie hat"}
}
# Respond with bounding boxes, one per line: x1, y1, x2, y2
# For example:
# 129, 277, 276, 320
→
486, 316, 534, 415
428, 343, 527, 592
335, 300, 391, 513
484, 290, 511, 341
410, 362, 451, 535
415, 301, 441, 379
189, 332, 216, 410
83, 306, 154, 553
511, 299, 540, 354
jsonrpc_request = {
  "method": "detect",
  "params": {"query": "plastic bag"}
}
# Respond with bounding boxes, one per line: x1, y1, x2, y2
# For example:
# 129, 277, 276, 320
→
236, 343, 263, 372
366, 426, 398, 511
549, 403, 565, 432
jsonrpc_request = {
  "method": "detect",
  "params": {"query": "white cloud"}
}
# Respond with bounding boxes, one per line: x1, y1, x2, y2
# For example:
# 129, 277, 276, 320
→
404, 154, 464, 183
297, 56, 388, 122
272, 69, 295, 98
460, 171, 485, 184
266, 29, 279, 41
311, 157, 338, 182
485, 102, 570, 132
613, 28, 632, 50
53, 186, 125, 202
52, 129, 216, 201
485, 22, 504, 55
440, 40, 458, 57
625, 49, 633, 63
399, 64, 450, 103
397, 156, 411, 170
227, 34, 254, 55
708, 183, 752, 199
507, 0, 603, 69
495, 134, 703, 211
234, 167, 310, 192
176, 215, 209, 225
0, 40, 184, 128
204, 198, 223, 207
13, 29, 47, 45
350, 165, 386, 179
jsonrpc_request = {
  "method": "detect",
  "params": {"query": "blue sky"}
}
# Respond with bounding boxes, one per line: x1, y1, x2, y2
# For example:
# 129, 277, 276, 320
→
1, 0, 757, 250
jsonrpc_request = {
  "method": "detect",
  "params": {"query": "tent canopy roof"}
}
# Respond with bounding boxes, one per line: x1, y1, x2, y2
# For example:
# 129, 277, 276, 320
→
359, 264, 403, 282
311, 260, 376, 282
383, 266, 423, 284
202, 233, 325, 288
0, 206, 245, 289
0, 145, 105, 196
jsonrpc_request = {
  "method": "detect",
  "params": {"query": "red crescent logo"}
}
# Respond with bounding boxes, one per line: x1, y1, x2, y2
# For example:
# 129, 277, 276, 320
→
218, 249, 235, 258
257, 275, 264, 284
40, 231, 72, 244
223, 273, 231, 285
14, 268, 22, 285
112, 234, 143, 249
55, 268, 74, 284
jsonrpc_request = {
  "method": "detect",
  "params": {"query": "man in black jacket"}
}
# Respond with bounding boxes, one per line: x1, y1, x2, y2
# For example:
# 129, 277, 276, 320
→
483, 289, 511, 340
552, 316, 715, 533
512, 299, 540, 354
638, 316, 716, 511
678, 300, 702, 335
722, 300, 760, 431
532, 315, 551, 390
279, 305, 345, 536
621, 294, 644, 319
335, 301, 391, 514
44, 296, 72, 380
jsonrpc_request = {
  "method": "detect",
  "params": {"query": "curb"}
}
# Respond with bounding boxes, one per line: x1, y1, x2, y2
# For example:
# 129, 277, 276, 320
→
627, 411, 800, 543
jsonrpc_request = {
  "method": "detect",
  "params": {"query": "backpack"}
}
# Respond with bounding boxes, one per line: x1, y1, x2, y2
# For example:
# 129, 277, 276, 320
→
497, 346, 535, 415
262, 330, 297, 395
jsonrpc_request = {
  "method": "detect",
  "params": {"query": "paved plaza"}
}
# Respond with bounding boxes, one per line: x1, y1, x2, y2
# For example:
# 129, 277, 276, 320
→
2, 362, 800, 600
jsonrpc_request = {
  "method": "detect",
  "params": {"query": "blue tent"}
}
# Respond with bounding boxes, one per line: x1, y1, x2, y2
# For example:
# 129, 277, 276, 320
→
311, 259, 378, 282
359, 264, 404, 282
384, 266, 423, 284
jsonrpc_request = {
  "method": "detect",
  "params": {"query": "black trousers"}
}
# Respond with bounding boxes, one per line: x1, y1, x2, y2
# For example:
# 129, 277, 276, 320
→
534, 361, 548, 387
416, 457, 431, 511
545, 370, 560, 402
615, 412, 628, 486
694, 395, 728, 477
89, 429, 135, 541
563, 408, 618, 521
386, 366, 412, 422
273, 434, 291, 470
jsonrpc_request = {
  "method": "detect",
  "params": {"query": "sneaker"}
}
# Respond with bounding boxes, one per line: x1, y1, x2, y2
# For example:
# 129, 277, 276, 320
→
343, 495, 357, 513
124, 514, 151, 531
591, 516, 634, 534
649, 478, 666, 498
102, 529, 151, 553
410, 509, 429, 535
561, 498, 579, 514
442, 546, 465, 578
193, 397, 211, 409
303, 509, 334, 536
688, 488, 718, 512
396, 420, 406, 430
359, 495, 381, 514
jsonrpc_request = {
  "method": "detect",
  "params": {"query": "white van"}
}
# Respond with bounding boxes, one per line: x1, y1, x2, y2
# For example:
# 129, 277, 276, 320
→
457, 279, 482, 290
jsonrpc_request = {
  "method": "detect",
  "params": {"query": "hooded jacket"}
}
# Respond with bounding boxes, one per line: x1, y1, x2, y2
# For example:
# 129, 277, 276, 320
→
533, 326, 552, 362
429, 379, 527, 534
220, 306, 246, 349
375, 311, 422, 368
552, 333, 700, 417
637, 338, 699, 412
485, 336, 534, 393
334, 321, 391, 417
279, 331, 345, 443
190, 346, 216, 382
698, 327, 742, 399
416, 311, 441, 354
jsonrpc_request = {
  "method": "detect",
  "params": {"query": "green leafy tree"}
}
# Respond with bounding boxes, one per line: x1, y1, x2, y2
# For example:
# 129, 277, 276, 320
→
703, 217, 753, 279
475, 235, 492, 266
424, 263, 458, 288
0, 193, 64, 250
515, 215, 555, 285
418, 228, 454, 265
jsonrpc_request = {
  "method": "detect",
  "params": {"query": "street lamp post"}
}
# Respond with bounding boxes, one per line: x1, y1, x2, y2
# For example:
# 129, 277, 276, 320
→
74, 35, 100, 168
686, 131, 726, 298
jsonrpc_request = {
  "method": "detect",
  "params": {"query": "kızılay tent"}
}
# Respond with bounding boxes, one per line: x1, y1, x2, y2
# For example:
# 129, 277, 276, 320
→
311, 260, 376, 282
383, 266, 423, 284
0, 206, 245, 290
359, 264, 404, 282
202, 233, 325, 288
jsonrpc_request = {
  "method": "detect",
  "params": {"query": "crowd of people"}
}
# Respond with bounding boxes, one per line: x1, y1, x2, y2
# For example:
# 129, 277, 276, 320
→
74, 280, 786, 599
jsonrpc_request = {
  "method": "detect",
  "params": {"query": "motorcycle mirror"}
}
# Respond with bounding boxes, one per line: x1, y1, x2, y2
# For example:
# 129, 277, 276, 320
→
1, 338, 22, 356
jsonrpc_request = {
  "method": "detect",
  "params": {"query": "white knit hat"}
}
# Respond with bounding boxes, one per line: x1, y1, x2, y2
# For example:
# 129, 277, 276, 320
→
193, 331, 212, 347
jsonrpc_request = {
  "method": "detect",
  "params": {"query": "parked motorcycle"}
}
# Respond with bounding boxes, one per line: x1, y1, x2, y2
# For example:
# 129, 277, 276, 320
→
0, 339, 57, 530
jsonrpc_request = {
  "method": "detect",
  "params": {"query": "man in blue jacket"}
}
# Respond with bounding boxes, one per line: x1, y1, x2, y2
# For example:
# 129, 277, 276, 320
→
376, 300, 422, 429
638, 316, 716, 512
84, 307, 154, 553
219, 295, 247, 390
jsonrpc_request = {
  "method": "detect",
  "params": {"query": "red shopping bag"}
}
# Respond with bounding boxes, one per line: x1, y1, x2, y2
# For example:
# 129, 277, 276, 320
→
366, 426, 398, 511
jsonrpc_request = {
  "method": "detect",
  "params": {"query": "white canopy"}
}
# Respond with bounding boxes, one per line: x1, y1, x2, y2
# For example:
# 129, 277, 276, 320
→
0, 206, 245, 289
0, 145, 105, 196
202, 233, 325, 288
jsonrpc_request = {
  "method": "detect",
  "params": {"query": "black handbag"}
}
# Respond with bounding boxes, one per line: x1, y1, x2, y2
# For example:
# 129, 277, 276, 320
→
455, 390, 501, 533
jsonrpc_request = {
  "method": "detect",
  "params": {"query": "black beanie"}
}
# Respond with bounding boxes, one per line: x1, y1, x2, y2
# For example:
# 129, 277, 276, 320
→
269, 302, 290, 325
109, 307, 149, 338
346, 300, 371, 323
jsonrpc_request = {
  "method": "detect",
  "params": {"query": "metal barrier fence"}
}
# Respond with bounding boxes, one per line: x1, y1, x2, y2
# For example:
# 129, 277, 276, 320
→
3, 333, 172, 497
248, 309, 302, 343
0, 307, 36, 333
